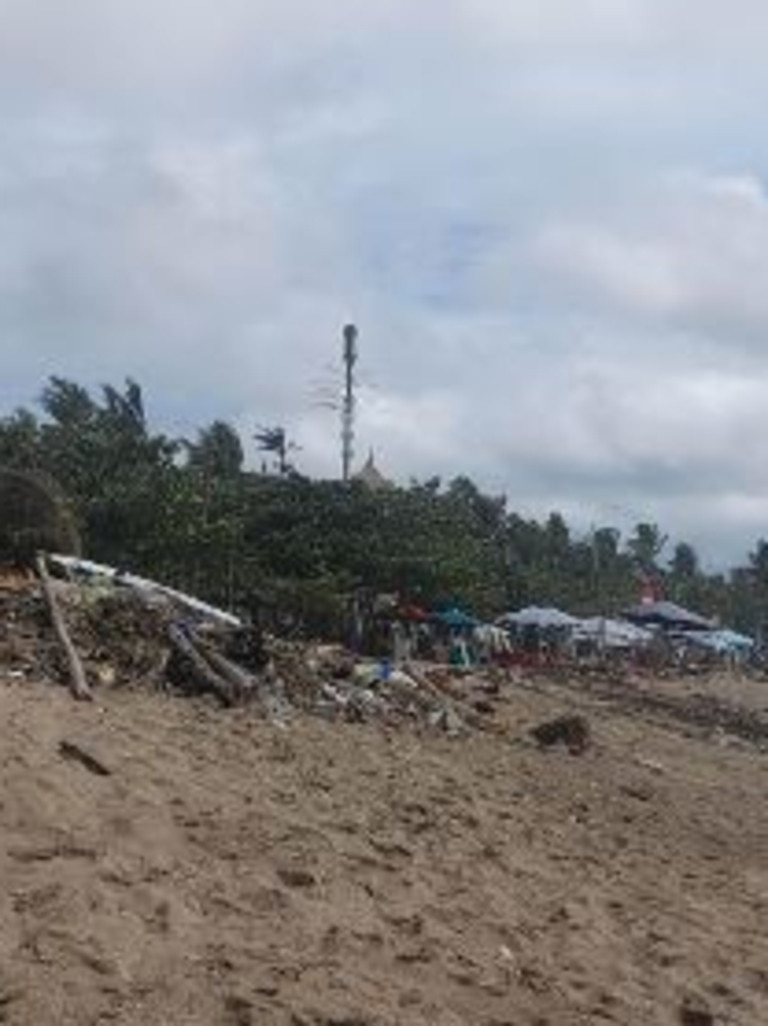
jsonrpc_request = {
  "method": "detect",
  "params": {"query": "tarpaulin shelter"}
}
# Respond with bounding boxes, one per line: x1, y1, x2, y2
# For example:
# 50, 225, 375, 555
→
622, 600, 713, 632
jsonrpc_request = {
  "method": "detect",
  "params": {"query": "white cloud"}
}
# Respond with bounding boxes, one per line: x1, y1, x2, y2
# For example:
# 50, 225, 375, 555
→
449, 0, 651, 50
451, 0, 768, 57
534, 172, 768, 337
0, 0, 404, 106
1, 1, 768, 564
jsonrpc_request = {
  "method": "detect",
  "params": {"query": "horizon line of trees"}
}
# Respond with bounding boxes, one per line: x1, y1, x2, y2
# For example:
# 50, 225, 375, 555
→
1, 376, 767, 637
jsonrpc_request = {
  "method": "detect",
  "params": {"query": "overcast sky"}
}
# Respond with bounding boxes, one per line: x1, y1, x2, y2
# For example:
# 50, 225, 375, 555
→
2, 1, 768, 564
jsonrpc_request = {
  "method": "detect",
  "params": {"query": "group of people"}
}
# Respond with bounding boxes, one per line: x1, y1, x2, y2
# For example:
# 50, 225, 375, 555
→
388, 618, 513, 668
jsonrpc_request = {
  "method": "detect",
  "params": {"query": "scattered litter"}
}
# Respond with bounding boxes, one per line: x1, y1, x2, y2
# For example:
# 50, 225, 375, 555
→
530, 714, 591, 755
427, 706, 466, 737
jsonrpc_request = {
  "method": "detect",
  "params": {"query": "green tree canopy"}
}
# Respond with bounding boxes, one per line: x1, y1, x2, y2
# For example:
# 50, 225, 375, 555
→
0, 374, 763, 637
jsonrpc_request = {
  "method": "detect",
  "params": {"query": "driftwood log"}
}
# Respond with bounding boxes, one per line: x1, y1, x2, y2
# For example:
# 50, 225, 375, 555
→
194, 639, 260, 703
35, 554, 92, 701
59, 740, 111, 776
169, 627, 284, 713
168, 624, 240, 707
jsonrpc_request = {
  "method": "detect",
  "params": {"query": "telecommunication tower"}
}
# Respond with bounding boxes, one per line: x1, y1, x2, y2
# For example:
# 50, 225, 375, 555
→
341, 323, 358, 482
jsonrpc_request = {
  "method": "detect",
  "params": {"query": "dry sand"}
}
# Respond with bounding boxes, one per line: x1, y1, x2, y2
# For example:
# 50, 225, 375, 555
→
2, 671, 768, 1025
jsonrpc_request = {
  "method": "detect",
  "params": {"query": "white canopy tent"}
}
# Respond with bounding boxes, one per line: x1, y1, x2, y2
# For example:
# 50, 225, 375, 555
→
572, 617, 653, 648
497, 606, 580, 630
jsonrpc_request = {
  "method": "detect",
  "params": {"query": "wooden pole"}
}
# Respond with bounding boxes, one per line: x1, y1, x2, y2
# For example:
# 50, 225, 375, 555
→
35, 553, 92, 701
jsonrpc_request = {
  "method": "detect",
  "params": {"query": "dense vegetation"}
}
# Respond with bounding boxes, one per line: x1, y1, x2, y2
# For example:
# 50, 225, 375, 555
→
1, 377, 767, 637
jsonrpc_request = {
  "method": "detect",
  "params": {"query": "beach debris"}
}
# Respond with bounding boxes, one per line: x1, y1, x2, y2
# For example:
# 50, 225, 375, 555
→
530, 714, 592, 754
678, 996, 715, 1026
1, 556, 492, 737
58, 740, 112, 777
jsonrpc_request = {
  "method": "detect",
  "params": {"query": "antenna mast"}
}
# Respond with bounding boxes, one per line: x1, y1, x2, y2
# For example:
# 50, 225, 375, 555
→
341, 323, 358, 482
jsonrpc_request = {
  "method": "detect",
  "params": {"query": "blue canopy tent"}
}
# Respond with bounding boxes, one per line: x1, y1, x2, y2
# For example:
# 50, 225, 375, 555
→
681, 628, 755, 654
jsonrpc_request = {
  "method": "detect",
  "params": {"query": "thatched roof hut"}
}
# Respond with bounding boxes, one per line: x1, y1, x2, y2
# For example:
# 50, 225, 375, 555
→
0, 467, 81, 564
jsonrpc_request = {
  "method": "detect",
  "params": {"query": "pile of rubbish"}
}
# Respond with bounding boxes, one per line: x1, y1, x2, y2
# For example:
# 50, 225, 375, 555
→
0, 555, 505, 736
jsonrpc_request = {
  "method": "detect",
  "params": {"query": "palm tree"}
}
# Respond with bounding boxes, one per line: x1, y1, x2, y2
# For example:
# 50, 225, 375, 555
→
254, 426, 298, 476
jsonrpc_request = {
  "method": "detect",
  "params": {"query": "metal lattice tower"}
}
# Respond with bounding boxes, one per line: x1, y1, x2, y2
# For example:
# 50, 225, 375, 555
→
341, 323, 358, 482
